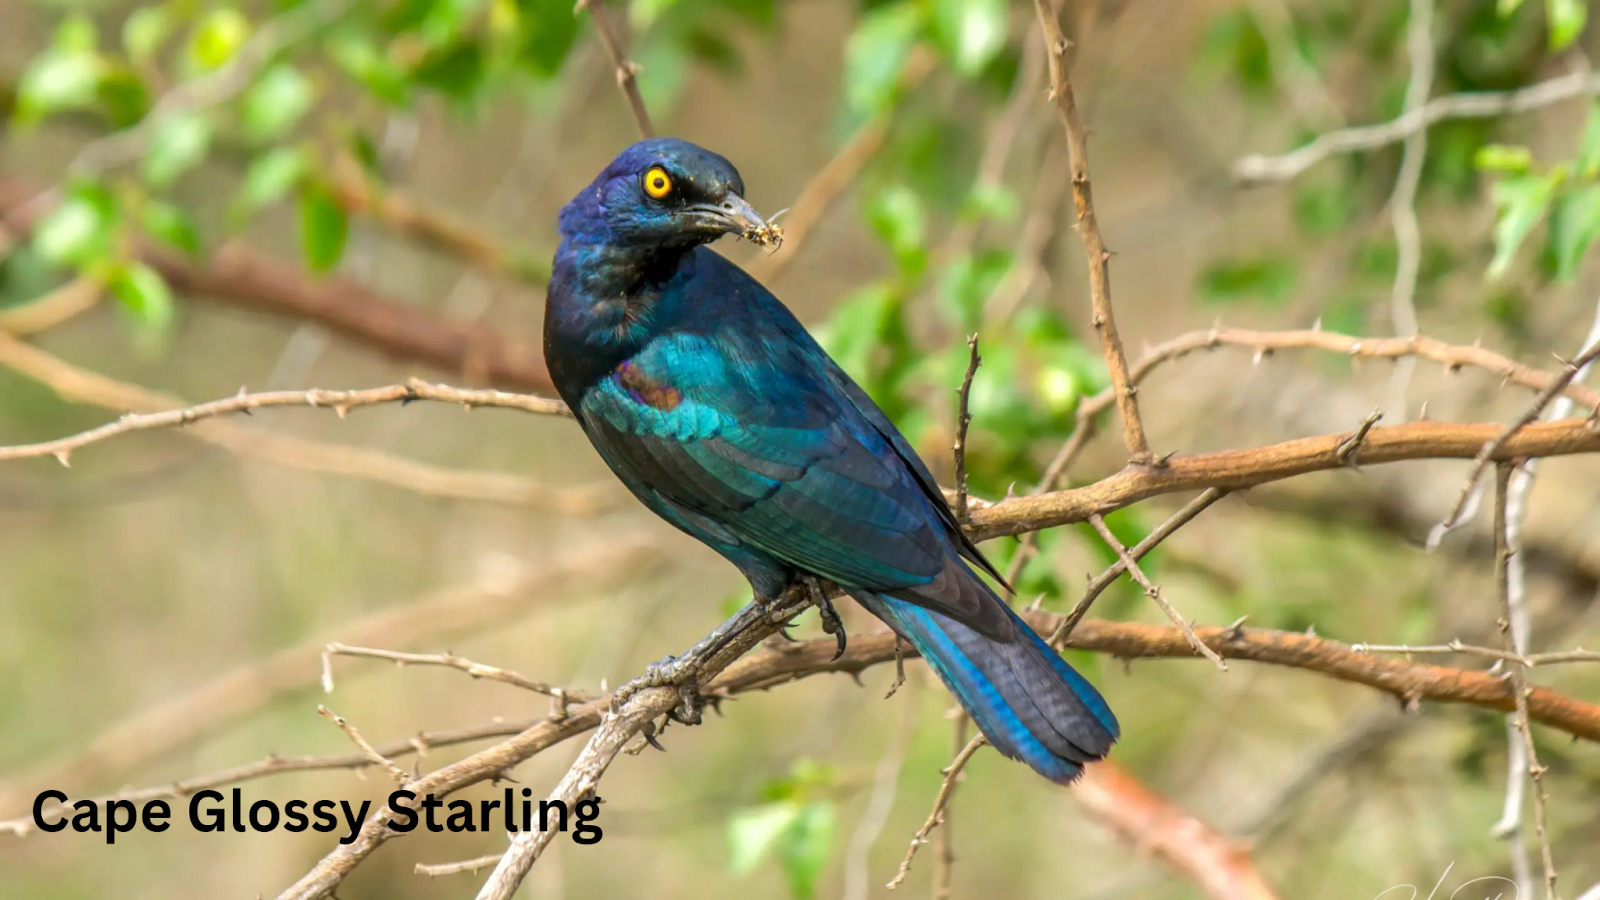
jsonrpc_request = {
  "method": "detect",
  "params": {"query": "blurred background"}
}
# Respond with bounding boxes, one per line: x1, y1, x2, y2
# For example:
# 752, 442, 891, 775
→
1, 0, 1599, 897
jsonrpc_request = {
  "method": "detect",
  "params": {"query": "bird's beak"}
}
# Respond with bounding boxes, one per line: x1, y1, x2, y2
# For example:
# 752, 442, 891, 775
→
687, 193, 772, 244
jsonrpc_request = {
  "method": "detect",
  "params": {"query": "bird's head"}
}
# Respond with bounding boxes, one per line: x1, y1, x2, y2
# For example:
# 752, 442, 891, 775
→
561, 137, 776, 250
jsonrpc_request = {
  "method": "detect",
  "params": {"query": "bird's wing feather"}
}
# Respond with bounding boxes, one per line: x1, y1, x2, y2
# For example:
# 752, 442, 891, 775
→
579, 330, 1008, 636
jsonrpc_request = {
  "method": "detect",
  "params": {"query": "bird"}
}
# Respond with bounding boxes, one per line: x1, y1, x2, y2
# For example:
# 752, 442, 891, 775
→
544, 137, 1118, 783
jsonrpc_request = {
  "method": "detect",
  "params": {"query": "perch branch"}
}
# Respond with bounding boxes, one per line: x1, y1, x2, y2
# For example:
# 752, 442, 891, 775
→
577, 0, 654, 138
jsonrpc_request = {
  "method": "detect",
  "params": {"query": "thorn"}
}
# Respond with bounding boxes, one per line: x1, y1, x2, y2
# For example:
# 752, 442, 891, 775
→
1311, 317, 1323, 331
1417, 400, 1430, 421
334, 405, 349, 419
53, 450, 71, 468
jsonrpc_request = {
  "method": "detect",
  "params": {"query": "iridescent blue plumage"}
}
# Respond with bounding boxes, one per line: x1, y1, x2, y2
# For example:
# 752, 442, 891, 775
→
545, 138, 1117, 781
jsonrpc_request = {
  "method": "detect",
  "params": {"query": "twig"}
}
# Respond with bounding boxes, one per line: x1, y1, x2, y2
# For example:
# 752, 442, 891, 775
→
1494, 464, 1559, 900
1351, 641, 1600, 667
1386, 0, 1434, 418
1051, 489, 1227, 644
416, 854, 504, 877
318, 706, 409, 785
953, 334, 981, 523
1234, 69, 1600, 183
577, 0, 654, 138
322, 643, 594, 704
930, 717, 966, 900
1030, 0, 1153, 466
1431, 341, 1600, 546
1088, 514, 1227, 669
0, 371, 568, 465
1074, 761, 1283, 900
1334, 409, 1384, 467
886, 735, 986, 890
0, 334, 610, 512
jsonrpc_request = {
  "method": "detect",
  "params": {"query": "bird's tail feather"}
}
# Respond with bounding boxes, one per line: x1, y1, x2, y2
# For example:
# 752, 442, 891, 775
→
855, 592, 1119, 783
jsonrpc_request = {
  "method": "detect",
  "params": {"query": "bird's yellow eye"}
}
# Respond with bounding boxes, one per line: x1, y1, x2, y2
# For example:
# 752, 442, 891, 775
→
643, 167, 673, 199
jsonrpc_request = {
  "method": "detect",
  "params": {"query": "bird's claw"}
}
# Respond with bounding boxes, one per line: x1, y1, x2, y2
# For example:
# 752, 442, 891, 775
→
612, 653, 705, 724
806, 581, 847, 661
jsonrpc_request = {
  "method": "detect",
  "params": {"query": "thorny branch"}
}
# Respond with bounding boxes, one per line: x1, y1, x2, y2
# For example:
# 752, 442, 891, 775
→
1088, 514, 1227, 669
953, 334, 981, 524
1030, 0, 1154, 466
1433, 341, 1600, 545
1495, 464, 1558, 900
577, 0, 654, 139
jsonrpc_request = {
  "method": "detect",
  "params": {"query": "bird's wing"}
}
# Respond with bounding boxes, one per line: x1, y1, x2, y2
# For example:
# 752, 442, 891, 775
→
579, 330, 1011, 638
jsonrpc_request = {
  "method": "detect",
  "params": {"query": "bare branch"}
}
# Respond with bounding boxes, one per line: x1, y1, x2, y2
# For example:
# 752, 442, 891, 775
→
1235, 69, 1600, 183
323, 643, 592, 705
318, 706, 409, 785
887, 735, 986, 890
1432, 341, 1600, 545
577, 0, 654, 138
0, 276, 101, 335
1495, 464, 1558, 900
1088, 514, 1227, 669
416, 854, 504, 877
953, 334, 981, 524
1385, 0, 1434, 417
1030, 0, 1153, 466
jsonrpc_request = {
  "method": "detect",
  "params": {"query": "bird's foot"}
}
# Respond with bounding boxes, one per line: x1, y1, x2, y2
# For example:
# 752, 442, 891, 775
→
613, 653, 705, 724
804, 577, 847, 661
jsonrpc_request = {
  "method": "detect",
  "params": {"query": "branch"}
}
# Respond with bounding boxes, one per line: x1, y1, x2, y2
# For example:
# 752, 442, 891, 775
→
322, 642, 592, 707
1031, 0, 1152, 465
1385, 0, 1434, 416
1433, 340, 1600, 543
1039, 325, 1600, 492
953, 334, 981, 523
969, 418, 1600, 543
1235, 69, 1600, 184
0, 334, 607, 511
0, 276, 101, 334
1495, 464, 1559, 900
1073, 761, 1283, 900
318, 706, 408, 785
1089, 514, 1226, 669
577, 0, 654, 138
0, 366, 566, 466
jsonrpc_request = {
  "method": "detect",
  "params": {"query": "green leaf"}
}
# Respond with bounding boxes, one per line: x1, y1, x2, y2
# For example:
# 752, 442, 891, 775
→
1546, 0, 1587, 49
33, 186, 118, 268
780, 803, 834, 900
1547, 184, 1600, 281
142, 113, 212, 187
516, 0, 582, 77
1473, 143, 1533, 175
1197, 256, 1297, 304
298, 182, 349, 272
940, 249, 1012, 328
930, 0, 1006, 77
864, 186, 927, 273
16, 50, 103, 122
53, 13, 99, 54
124, 7, 174, 64
1578, 104, 1600, 177
188, 8, 252, 72
233, 146, 310, 224
843, 3, 924, 116
240, 65, 314, 142
728, 804, 800, 875
1489, 173, 1557, 278
1498, 0, 1529, 14
141, 201, 203, 257
108, 261, 175, 328
327, 34, 412, 106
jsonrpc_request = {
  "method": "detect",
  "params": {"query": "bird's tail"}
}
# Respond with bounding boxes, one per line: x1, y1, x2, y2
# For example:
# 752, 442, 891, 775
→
855, 592, 1119, 783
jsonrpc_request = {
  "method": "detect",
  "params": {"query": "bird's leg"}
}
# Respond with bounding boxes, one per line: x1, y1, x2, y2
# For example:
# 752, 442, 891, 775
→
805, 576, 847, 661
611, 599, 773, 724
